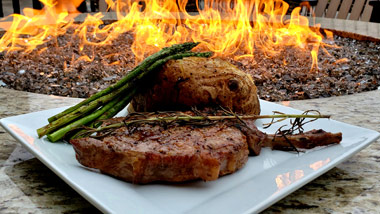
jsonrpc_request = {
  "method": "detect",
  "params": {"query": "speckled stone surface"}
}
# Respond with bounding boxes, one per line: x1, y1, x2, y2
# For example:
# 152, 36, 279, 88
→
0, 88, 100, 214
263, 90, 380, 214
1, 87, 379, 213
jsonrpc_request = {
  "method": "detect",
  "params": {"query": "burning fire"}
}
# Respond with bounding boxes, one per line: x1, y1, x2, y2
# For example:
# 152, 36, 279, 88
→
0, 0, 331, 69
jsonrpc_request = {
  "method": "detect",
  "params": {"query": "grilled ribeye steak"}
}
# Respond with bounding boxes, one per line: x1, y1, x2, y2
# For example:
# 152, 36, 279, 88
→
71, 119, 249, 184
70, 114, 342, 184
131, 57, 260, 115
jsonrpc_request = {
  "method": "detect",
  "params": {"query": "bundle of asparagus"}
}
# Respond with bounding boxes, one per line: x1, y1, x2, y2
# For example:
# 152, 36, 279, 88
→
37, 42, 212, 142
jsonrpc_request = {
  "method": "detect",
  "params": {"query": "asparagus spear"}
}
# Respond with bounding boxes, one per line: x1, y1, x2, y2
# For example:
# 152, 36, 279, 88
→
37, 80, 136, 138
41, 51, 213, 142
47, 42, 200, 123
38, 51, 212, 138
47, 89, 136, 142
69, 88, 138, 140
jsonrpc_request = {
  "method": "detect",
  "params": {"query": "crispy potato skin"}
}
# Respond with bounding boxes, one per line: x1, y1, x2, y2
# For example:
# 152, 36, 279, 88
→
132, 57, 260, 115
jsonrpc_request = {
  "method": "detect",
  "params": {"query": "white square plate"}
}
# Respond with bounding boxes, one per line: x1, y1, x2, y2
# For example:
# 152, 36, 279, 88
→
1, 100, 379, 214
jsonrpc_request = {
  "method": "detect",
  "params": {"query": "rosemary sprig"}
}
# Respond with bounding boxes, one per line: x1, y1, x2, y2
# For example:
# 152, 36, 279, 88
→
266, 110, 325, 154
72, 111, 330, 139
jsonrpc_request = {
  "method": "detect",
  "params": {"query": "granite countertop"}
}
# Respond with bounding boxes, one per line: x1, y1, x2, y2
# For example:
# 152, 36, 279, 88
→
1, 87, 380, 213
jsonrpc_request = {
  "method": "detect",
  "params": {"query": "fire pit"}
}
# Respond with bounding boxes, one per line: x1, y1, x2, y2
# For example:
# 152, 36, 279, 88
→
1, 1, 380, 213
0, 1, 379, 101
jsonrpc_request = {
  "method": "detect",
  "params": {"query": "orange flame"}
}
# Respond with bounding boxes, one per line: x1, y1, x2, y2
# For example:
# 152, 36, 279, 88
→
0, 0, 329, 69
0, 0, 85, 53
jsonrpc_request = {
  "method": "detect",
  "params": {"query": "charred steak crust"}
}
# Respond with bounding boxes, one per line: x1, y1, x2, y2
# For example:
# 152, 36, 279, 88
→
71, 121, 249, 184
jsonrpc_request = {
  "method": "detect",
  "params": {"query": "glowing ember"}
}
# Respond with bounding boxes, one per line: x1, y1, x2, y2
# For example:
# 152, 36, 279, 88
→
0, 0, 331, 69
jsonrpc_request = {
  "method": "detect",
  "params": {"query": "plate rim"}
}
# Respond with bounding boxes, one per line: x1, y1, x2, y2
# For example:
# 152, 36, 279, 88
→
1, 102, 379, 213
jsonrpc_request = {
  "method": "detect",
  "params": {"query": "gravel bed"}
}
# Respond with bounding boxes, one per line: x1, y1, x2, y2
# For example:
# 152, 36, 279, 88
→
0, 29, 379, 102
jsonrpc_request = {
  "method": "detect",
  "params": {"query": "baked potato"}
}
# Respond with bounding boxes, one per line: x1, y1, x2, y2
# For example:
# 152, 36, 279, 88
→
131, 57, 260, 115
